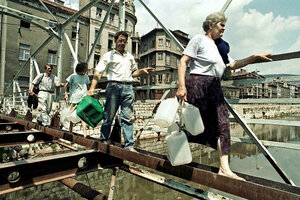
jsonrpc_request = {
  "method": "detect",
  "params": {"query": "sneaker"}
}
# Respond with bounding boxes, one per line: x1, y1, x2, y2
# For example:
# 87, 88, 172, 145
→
127, 147, 138, 153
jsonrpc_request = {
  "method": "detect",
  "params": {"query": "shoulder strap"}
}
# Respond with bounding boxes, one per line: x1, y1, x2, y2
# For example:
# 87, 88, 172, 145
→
37, 73, 44, 85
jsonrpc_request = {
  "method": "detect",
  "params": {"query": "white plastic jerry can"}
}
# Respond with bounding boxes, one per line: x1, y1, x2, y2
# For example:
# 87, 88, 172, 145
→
154, 98, 179, 128
166, 131, 192, 166
182, 102, 204, 135
67, 109, 81, 124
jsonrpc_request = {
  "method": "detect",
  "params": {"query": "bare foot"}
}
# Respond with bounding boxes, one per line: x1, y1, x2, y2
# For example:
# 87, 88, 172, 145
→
218, 170, 246, 181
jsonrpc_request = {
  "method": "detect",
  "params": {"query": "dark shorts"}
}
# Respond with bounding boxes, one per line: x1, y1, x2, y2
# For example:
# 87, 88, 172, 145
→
186, 74, 231, 154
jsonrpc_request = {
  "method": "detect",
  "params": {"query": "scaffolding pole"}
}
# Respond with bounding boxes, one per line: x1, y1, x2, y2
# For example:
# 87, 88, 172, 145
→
86, 0, 116, 64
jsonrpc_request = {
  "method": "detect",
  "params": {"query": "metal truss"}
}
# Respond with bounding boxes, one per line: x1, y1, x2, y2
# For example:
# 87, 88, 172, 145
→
0, 114, 300, 199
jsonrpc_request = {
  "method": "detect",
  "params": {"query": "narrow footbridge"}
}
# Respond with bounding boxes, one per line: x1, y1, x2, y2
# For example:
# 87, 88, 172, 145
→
0, 113, 300, 200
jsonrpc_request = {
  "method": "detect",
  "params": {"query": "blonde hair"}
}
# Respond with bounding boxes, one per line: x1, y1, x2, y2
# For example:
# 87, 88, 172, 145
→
202, 12, 227, 32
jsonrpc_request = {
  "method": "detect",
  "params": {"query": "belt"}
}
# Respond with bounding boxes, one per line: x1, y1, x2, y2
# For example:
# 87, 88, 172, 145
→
189, 74, 220, 81
39, 90, 54, 93
109, 81, 133, 85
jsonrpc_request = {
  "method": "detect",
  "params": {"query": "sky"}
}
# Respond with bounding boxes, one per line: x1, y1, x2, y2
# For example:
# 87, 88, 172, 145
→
66, 0, 300, 75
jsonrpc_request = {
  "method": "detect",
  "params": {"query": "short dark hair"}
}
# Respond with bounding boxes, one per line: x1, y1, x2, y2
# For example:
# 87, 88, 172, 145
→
114, 31, 128, 41
75, 62, 88, 73
44, 64, 53, 69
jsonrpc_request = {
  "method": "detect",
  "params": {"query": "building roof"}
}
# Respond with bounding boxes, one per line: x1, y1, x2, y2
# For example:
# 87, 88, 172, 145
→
42, 0, 78, 13
141, 28, 189, 40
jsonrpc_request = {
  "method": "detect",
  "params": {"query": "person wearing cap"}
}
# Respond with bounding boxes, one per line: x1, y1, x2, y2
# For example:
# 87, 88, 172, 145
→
176, 12, 272, 181
88, 31, 155, 152
30, 64, 64, 126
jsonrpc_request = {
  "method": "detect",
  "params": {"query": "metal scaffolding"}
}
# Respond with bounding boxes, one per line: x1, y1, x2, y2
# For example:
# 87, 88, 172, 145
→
1, 0, 300, 198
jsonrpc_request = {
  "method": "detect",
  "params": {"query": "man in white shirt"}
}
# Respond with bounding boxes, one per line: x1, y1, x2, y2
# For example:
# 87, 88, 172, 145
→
30, 64, 64, 126
88, 31, 155, 152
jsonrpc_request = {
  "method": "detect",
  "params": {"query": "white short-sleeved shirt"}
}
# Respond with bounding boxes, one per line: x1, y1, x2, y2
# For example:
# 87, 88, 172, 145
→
95, 50, 138, 82
32, 73, 58, 92
66, 73, 90, 104
183, 34, 233, 78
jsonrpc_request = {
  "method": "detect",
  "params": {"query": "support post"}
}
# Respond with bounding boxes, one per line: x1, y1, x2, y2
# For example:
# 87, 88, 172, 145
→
118, 0, 125, 31
0, 12, 7, 100
108, 167, 118, 200
64, 32, 78, 69
220, 0, 233, 13
38, 0, 58, 22
137, 0, 184, 52
75, 21, 79, 67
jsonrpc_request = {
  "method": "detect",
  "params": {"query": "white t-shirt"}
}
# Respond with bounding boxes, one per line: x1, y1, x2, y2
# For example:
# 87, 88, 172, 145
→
32, 73, 58, 92
66, 73, 90, 104
95, 49, 138, 82
183, 34, 232, 78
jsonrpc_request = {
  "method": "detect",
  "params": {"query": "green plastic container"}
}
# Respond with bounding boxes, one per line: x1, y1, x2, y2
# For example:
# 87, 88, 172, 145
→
76, 95, 104, 128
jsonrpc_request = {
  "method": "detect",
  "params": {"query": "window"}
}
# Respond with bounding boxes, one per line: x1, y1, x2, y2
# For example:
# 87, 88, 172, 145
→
158, 39, 163, 46
96, 8, 102, 20
109, 14, 114, 25
166, 54, 170, 65
132, 41, 136, 54
158, 53, 163, 60
158, 75, 162, 83
19, 44, 30, 61
94, 54, 100, 67
166, 39, 171, 47
152, 40, 156, 48
152, 75, 156, 84
125, 19, 128, 31
20, 20, 30, 29
48, 50, 57, 65
95, 29, 101, 46
72, 26, 77, 40
176, 57, 179, 65
144, 44, 148, 52
165, 73, 170, 83
108, 34, 114, 50
150, 54, 155, 66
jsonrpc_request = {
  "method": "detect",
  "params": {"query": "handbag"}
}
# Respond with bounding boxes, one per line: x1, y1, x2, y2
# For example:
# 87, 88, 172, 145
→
33, 73, 44, 94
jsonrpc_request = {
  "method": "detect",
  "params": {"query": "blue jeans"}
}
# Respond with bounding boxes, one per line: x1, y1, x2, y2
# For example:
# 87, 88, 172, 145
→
100, 82, 135, 149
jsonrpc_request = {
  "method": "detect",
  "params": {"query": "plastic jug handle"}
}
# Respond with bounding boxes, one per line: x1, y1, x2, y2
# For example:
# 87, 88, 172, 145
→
178, 100, 184, 132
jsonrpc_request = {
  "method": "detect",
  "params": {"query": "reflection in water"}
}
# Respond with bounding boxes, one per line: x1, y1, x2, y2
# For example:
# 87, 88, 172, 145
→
2, 122, 300, 199
229, 123, 300, 185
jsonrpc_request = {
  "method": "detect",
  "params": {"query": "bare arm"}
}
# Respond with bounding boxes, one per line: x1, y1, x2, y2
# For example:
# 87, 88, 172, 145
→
132, 67, 156, 77
87, 70, 102, 96
176, 55, 192, 102
227, 53, 272, 70
55, 83, 65, 87
29, 84, 35, 96
64, 82, 69, 100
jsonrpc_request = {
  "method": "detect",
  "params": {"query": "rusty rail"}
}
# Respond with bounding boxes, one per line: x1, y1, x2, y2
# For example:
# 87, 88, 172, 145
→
1, 114, 300, 199
0, 149, 122, 195
60, 178, 107, 200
